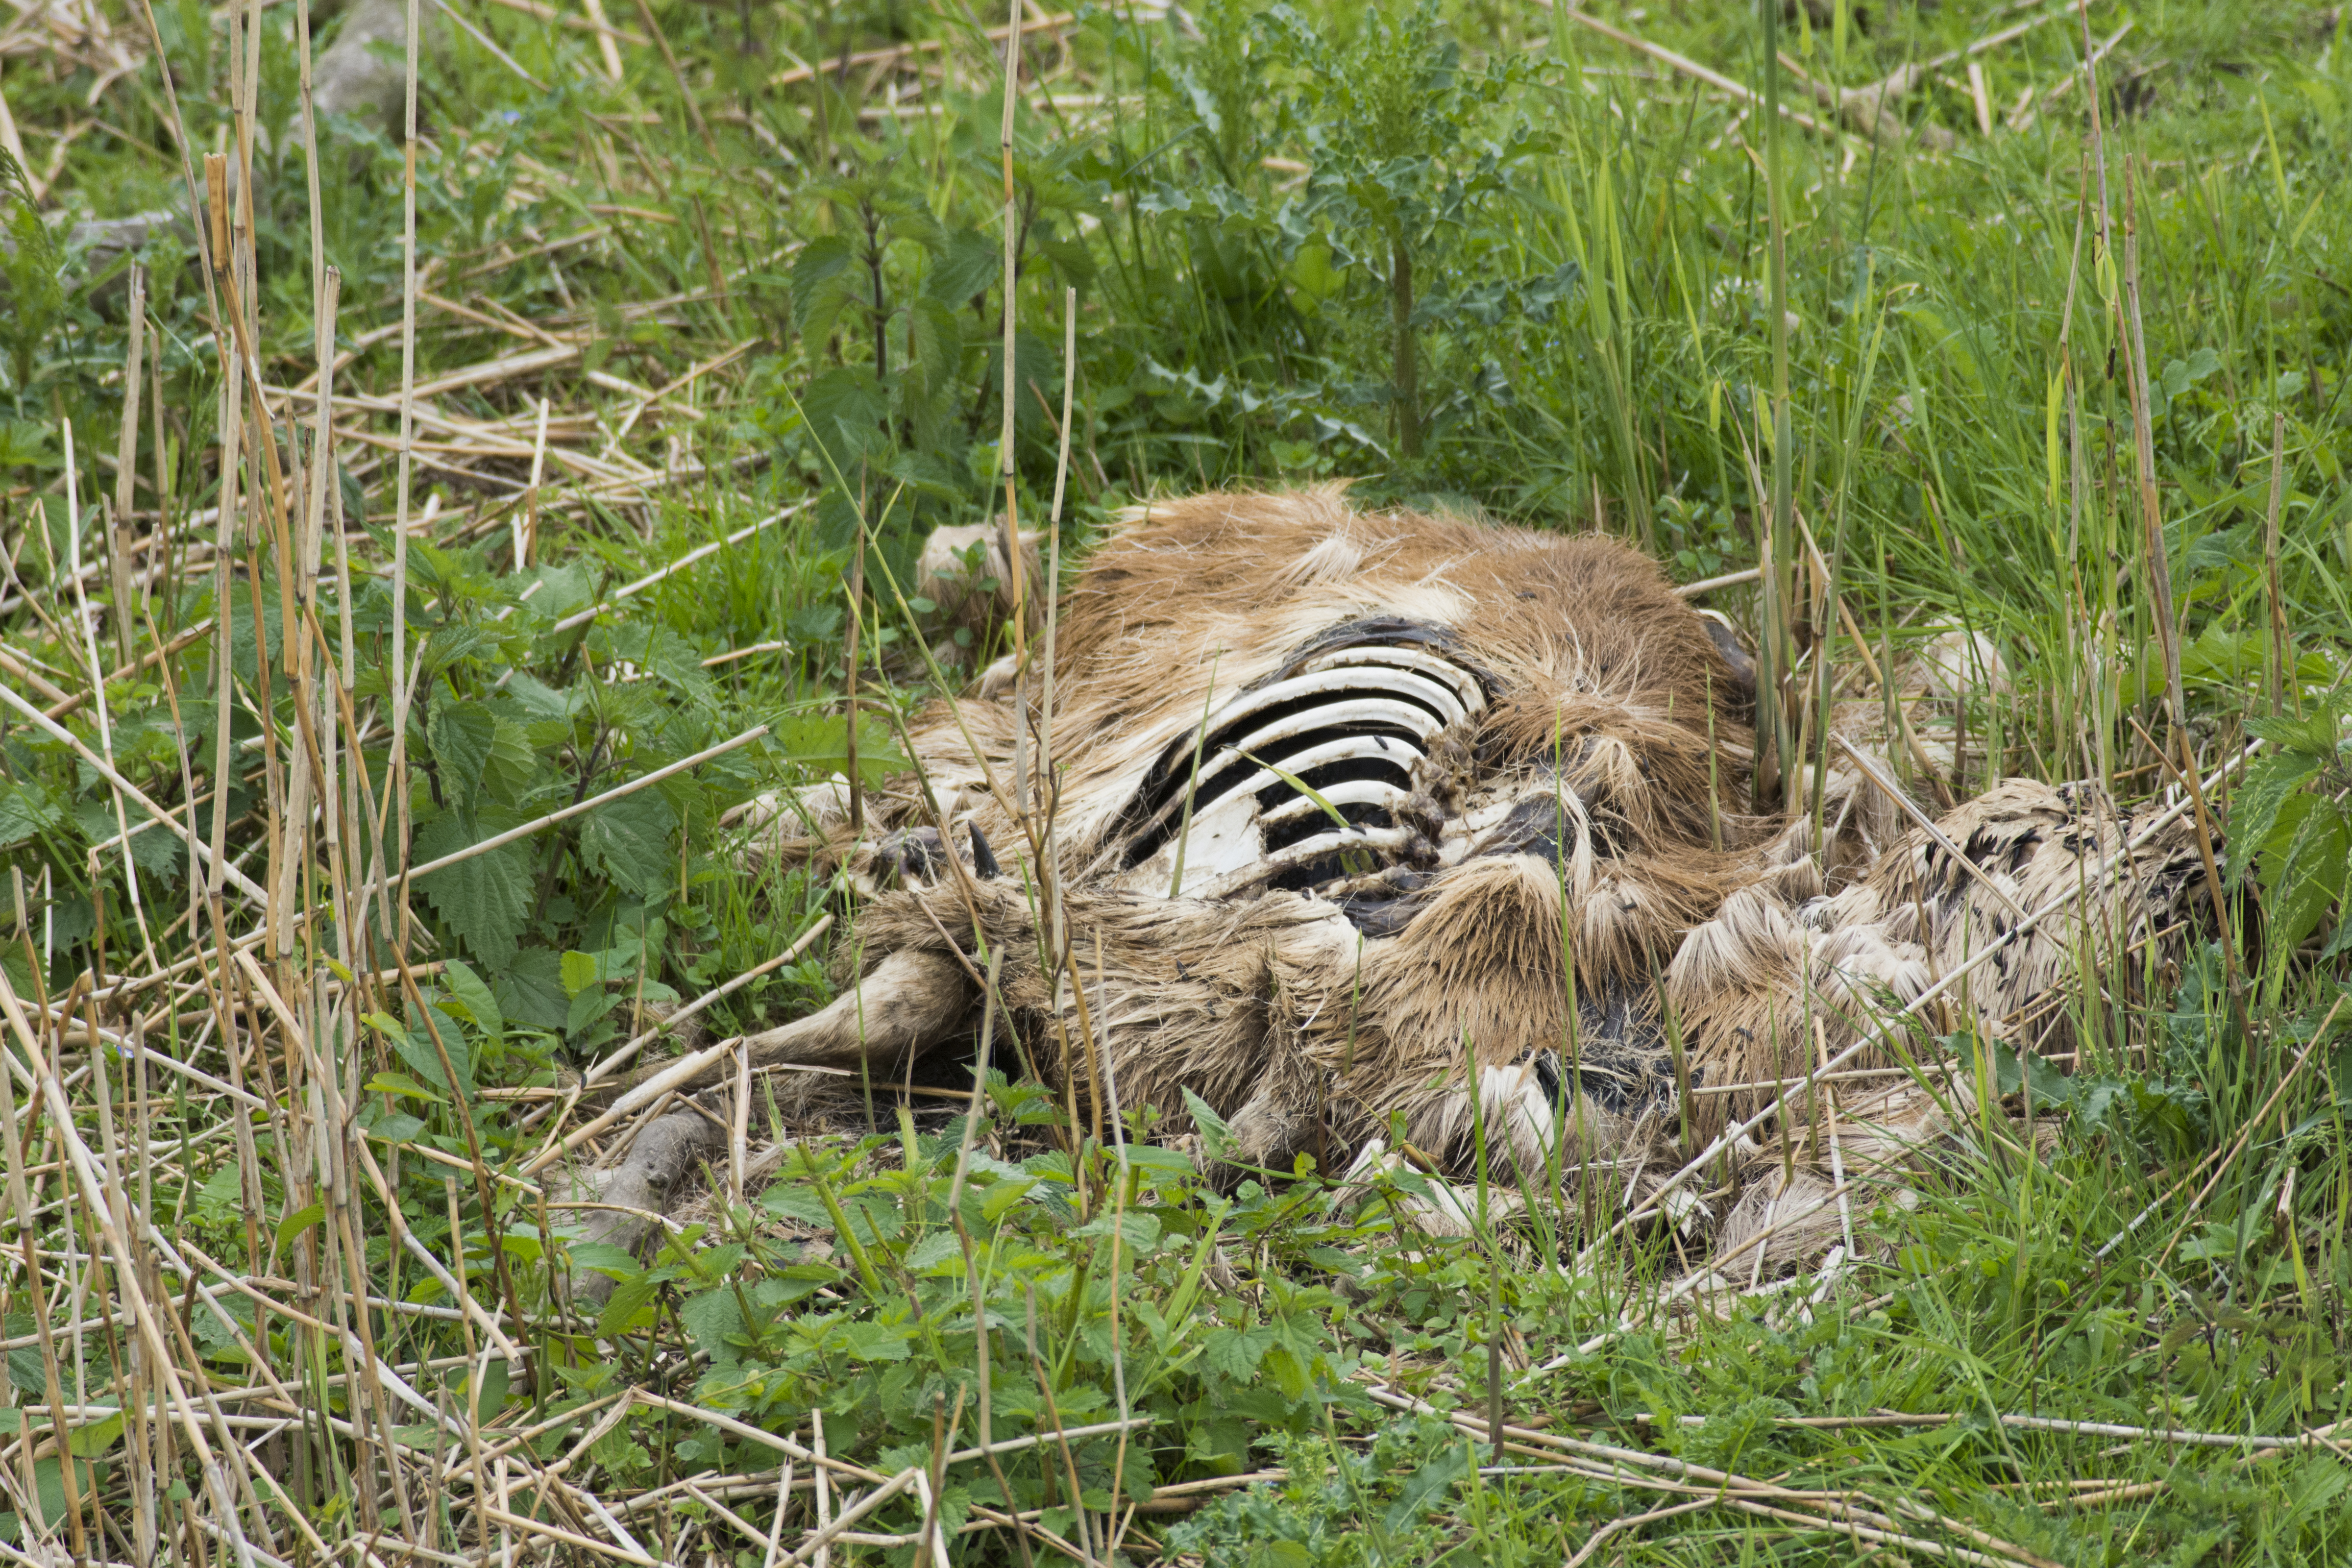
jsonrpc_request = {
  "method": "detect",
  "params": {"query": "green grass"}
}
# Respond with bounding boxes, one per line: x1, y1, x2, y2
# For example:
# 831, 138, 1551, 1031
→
3, 0, 2352, 1561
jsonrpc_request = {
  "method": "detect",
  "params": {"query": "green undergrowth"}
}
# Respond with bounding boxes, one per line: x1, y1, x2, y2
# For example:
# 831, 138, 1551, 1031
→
5, 0, 2352, 1559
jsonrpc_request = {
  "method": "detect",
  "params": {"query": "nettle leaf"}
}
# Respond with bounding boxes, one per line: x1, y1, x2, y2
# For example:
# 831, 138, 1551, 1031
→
2245, 707, 2344, 759
580, 791, 678, 899
903, 1230, 962, 1274
411, 809, 533, 970
922, 226, 998, 305
1202, 1322, 1275, 1380
430, 695, 495, 808
0, 777, 72, 850
886, 446, 964, 505
598, 1274, 662, 1338
903, 294, 964, 423
482, 719, 541, 807
801, 365, 888, 467
496, 947, 570, 1032
834, 1320, 915, 1362
77, 797, 181, 879
2263, 800, 2352, 954
2230, 749, 2328, 882
679, 1289, 748, 1366
420, 622, 503, 678
772, 713, 906, 786
791, 233, 854, 333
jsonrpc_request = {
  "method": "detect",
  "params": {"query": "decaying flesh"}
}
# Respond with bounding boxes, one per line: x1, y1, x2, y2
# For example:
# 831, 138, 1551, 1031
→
615, 486, 2213, 1284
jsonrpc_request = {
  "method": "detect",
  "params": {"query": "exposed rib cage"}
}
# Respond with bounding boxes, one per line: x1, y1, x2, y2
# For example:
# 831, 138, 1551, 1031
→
1113, 621, 1492, 898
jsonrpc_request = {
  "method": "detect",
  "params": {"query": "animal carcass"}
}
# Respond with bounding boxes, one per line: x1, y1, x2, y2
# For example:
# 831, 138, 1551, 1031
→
720, 485, 2208, 1273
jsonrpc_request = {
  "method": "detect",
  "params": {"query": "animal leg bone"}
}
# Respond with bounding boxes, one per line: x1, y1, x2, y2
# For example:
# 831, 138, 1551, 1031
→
740, 948, 976, 1072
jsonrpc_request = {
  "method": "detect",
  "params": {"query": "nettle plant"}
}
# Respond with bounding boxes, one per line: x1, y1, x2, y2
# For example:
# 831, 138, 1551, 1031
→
1096, 0, 1563, 477
770, 141, 1098, 654
355, 540, 812, 1047
565, 1099, 1383, 1528
2233, 693, 2352, 985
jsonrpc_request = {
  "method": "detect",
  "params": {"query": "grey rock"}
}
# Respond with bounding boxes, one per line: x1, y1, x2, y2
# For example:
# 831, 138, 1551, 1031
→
313, 0, 451, 134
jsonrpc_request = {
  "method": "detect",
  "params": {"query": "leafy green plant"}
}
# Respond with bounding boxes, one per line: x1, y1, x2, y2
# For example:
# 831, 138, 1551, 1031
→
2233, 695, 2352, 971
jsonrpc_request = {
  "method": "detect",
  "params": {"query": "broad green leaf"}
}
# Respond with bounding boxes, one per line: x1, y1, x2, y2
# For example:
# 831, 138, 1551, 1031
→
679, 1290, 748, 1366
772, 713, 907, 786
412, 809, 533, 970
459, 1358, 511, 1422
760, 1183, 833, 1227
980, 1175, 1041, 1224
790, 233, 853, 331
597, 1274, 662, 1337
580, 791, 678, 899
0, 778, 70, 850
1182, 1087, 1235, 1165
2266, 803, 2351, 954
276, 1201, 326, 1249
429, 695, 496, 808
904, 1230, 963, 1273
441, 960, 504, 1043
565, 1243, 643, 1280
800, 365, 887, 467
481, 719, 540, 806
65, 1411, 123, 1459
2230, 750, 2328, 881
365, 1070, 446, 1104
1202, 1322, 1275, 1380
392, 1009, 476, 1102
28, 1456, 100, 1533
364, 1112, 428, 1145
496, 947, 571, 1032
561, 949, 605, 997
835, 1321, 914, 1362
921, 226, 997, 304
1072, 1210, 1164, 1252
566, 984, 617, 1037
905, 294, 962, 409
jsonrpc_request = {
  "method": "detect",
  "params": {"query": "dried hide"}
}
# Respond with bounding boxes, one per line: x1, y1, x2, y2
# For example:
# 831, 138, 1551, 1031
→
719, 485, 2209, 1279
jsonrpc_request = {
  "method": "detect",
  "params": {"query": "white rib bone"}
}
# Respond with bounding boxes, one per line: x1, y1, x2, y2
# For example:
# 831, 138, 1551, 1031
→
1148, 730, 1427, 834
1254, 778, 1412, 831
1294, 646, 1487, 713
1199, 667, 1470, 737
1195, 825, 1414, 899
1163, 696, 1452, 813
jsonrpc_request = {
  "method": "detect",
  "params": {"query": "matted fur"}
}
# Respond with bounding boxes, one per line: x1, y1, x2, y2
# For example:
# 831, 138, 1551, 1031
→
723, 485, 2210, 1278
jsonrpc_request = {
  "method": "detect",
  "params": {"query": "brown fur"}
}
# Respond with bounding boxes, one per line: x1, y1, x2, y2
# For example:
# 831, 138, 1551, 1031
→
717, 486, 2208, 1280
